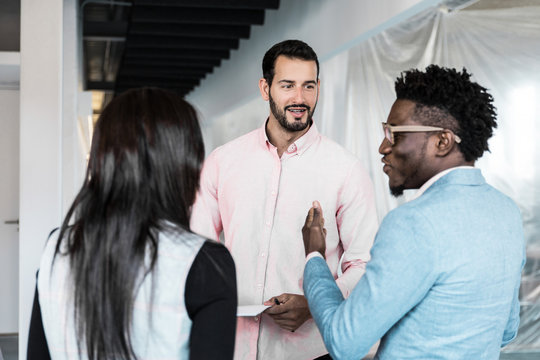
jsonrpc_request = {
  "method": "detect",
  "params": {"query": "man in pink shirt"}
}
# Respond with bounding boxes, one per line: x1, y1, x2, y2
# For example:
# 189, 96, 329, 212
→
190, 40, 378, 360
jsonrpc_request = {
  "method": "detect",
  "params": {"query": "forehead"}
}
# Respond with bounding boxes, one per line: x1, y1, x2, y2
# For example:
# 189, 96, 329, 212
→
273, 55, 318, 81
387, 99, 418, 126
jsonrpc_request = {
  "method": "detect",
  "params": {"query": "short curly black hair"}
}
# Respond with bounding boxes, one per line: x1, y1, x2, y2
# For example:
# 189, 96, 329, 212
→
395, 65, 497, 162
262, 39, 319, 86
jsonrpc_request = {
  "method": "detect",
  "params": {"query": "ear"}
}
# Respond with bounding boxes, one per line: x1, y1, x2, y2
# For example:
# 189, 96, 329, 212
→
316, 78, 321, 102
434, 130, 457, 157
259, 78, 270, 101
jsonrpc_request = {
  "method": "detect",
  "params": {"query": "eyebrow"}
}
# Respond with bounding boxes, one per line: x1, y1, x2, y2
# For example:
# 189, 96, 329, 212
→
277, 79, 317, 85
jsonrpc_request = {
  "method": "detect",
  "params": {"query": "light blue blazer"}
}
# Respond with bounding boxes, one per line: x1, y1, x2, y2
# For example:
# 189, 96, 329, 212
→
304, 168, 525, 359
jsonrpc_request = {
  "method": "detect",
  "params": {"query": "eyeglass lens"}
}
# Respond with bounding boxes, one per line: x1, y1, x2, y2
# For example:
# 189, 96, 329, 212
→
384, 126, 393, 144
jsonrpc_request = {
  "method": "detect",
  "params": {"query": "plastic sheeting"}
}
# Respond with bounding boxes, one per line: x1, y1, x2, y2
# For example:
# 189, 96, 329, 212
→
206, 3, 540, 353
319, 5, 540, 352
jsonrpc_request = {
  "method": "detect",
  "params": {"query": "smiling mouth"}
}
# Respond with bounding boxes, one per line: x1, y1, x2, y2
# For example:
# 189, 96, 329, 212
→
286, 106, 309, 119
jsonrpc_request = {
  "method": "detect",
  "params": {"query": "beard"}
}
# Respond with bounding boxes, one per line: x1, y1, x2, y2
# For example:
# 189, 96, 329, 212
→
388, 138, 427, 197
269, 92, 315, 132
390, 184, 405, 197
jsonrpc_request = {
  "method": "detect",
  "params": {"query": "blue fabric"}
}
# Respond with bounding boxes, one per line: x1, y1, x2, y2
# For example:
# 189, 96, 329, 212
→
304, 169, 525, 360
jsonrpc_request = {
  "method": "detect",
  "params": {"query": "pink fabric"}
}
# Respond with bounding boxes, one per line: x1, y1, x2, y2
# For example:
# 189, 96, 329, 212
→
190, 122, 378, 360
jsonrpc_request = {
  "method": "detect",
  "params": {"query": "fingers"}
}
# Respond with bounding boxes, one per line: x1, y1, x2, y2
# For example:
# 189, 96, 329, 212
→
265, 306, 287, 315
268, 294, 308, 314
265, 294, 289, 304
303, 206, 315, 229
304, 201, 323, 227
303, 201, 327, 257
312, 201, 324, 225
273, 319, 299, 332
267, 308, 308, 331
276, 320, 298, 332
271, 309, 302, 321
265, 294, 310, 332
264, 294, 290, 314
274, 293, 290, 304
267, 308, 295, 318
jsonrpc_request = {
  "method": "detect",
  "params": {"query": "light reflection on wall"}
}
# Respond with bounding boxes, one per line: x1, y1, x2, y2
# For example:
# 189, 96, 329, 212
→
508, 85, 537, 181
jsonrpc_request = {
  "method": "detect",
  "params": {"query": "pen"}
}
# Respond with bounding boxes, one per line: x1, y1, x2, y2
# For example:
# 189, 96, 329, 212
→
274, 298, 280, 305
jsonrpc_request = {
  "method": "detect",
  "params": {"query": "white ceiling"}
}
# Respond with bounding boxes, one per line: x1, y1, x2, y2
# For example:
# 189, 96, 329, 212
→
1, 0, 539, 91
0, 0, 19, 52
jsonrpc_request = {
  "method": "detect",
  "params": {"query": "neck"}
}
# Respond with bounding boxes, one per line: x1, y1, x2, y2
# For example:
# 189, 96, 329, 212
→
432, 154, 475, 175
265, 115, 310, 157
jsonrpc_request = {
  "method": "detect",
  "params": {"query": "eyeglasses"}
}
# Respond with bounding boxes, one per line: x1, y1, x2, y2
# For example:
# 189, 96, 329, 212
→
382, 122, 461, 145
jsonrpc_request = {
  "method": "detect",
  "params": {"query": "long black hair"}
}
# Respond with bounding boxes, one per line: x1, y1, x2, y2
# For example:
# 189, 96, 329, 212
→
54, 88, 204, 359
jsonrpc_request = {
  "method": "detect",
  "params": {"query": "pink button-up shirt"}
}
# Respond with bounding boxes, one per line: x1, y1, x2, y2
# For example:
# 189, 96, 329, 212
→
190, 122, 378, 360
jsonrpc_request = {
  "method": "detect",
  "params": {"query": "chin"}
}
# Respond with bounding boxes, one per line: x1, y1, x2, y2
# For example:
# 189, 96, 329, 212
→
285, 119, 309, 132
287, 116, 308, 124
390, 184, 405, 197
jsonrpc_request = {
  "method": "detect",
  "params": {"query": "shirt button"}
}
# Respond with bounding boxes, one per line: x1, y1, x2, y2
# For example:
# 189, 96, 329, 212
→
257, 284, 263, 288
271, 191, 276, 196
265, 220, 271, 226
287, 144, 297, 153
254, 316, 259, 322
260, 252, 266, 257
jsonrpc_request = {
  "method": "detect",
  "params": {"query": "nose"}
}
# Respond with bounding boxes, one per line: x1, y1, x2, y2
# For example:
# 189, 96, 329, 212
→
379, 137, 392, 155
293, 87, 305, 103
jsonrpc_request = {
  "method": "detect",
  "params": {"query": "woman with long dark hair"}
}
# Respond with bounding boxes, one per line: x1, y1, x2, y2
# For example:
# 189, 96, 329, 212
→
27, 88, 237, 359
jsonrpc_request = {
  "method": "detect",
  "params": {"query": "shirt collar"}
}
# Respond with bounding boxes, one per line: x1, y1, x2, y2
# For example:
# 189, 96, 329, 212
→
258, 118, 320, 155
411, 165, 476, 200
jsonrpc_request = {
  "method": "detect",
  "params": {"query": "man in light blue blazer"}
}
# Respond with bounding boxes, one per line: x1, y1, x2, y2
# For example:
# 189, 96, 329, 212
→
302, 65, 525, 359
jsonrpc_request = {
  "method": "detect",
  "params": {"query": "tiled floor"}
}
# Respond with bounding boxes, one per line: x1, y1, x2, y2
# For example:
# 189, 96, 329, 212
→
0, 334, 17, 360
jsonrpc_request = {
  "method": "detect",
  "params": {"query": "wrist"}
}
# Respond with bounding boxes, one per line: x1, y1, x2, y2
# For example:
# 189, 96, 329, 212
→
309, 245, 325, 257
306, 251, 325, 262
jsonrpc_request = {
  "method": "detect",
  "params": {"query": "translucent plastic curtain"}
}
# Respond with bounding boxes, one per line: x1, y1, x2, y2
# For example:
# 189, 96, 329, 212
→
317, 5, 540, 352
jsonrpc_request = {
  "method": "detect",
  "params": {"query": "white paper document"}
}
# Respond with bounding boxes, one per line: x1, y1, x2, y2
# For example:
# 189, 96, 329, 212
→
237, 305, 271, 317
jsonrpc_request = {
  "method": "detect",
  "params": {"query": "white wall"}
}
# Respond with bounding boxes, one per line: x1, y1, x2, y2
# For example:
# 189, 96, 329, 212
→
19, 0, 63, 354
19, 0, 88, 356
62, 0, 90, 214
0, 89, 20, 333
187, 0, 440, 150
0, 51, 21, 333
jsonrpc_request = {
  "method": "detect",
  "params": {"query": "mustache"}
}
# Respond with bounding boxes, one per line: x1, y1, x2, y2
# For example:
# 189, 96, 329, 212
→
284, 104, 311, 111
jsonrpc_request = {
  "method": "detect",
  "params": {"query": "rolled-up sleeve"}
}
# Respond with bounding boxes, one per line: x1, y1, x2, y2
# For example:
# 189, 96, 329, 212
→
191, 150, 223, 241
334, 161, 378, 297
